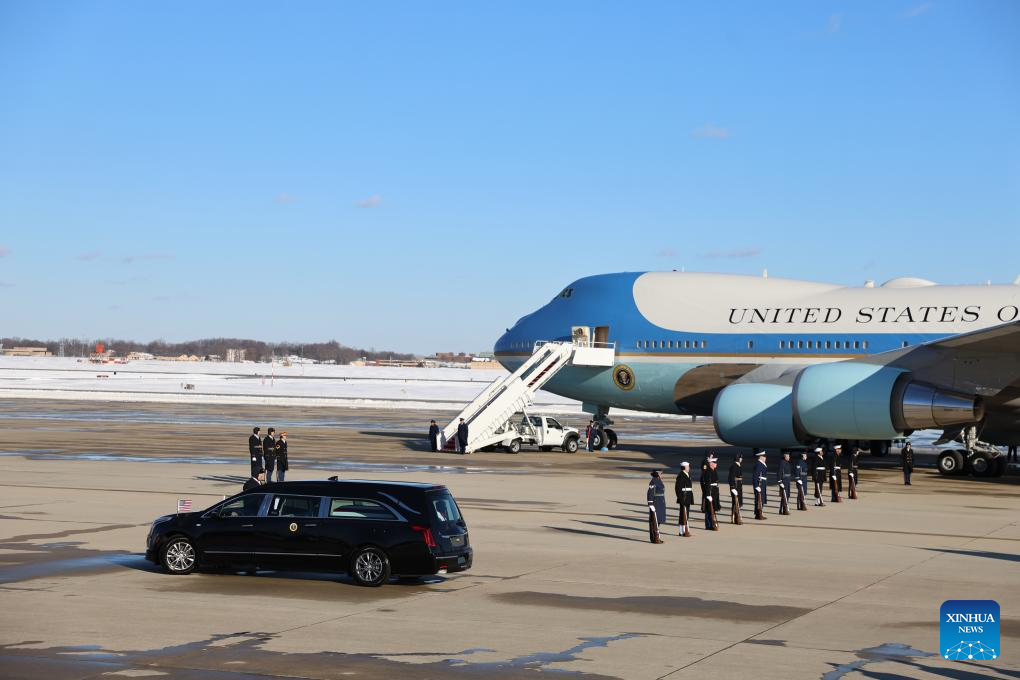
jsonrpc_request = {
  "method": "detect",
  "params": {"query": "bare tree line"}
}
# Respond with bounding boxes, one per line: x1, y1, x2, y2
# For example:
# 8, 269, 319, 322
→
0, 337, 417, 364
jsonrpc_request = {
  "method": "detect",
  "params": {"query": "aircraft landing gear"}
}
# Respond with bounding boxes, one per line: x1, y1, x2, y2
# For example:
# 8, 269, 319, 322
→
587, 406, 617, 451
936, 426, 1005, 478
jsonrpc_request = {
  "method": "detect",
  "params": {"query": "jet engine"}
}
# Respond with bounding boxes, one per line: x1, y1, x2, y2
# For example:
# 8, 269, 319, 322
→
713, 383, 802, 448
792, 363, 984, 440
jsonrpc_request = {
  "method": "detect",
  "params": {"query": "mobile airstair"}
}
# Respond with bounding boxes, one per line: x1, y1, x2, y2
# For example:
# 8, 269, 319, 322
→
440, 339, 614, 453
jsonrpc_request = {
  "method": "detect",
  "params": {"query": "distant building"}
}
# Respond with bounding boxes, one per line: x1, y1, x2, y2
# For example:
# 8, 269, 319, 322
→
126, 352, 154, 361
2, 346, 52, 357
226, 348, 247, 363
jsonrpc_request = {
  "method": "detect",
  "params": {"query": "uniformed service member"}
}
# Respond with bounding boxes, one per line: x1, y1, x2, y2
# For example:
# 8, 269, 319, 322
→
248, 426, 263, 477
847, 446, 860, 499
832, 443, 844, 499
728, 452, 744, 525
901, 441, 914, 485
794, 451, 809, 511
813, 447, 826, 506
777, 451, 792, 515
701, 455, 721, 531
753, 450, 768, 520
262, 427, 277, 481
827, 446, 842, 503
647, 470, 666, 543
675, 462, 694, 537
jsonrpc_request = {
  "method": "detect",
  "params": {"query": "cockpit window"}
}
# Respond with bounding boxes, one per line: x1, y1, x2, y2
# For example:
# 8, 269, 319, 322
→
556, 287, 574, 299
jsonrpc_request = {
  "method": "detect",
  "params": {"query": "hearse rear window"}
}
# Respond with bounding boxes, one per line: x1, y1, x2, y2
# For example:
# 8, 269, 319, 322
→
329, 498, 397, 520
268, 495, 320, 518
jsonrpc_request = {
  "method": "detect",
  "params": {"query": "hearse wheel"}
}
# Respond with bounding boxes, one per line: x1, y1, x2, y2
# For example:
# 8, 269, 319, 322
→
161, 536, 197, 575
351, 546, 391, 587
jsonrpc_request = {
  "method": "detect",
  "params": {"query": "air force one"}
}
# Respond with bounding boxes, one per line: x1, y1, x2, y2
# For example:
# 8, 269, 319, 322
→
494, 271, 1020, 477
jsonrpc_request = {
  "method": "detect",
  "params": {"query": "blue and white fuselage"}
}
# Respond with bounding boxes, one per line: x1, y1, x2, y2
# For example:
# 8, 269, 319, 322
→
494, 272, 1020, 447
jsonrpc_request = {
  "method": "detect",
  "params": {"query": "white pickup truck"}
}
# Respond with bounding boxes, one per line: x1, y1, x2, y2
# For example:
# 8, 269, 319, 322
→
481, 412, 581, 454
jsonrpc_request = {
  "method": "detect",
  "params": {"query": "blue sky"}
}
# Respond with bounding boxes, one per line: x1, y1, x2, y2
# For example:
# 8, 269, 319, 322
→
1, 1, 1017, 354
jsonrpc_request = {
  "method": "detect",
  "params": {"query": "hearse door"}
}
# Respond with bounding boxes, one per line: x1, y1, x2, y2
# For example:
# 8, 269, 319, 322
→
258, 494, 332, 570
199, 494, 267, 564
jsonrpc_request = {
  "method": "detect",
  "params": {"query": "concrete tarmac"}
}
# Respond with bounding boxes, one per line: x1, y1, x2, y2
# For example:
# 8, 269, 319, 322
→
0, 399, 1018, 679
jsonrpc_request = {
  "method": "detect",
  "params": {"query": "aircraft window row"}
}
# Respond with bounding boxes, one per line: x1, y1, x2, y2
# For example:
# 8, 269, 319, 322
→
635, 340, 707, 350
777, 339, 869, 351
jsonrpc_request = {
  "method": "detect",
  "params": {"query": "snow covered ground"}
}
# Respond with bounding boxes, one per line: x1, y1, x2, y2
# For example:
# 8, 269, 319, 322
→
0, 356, 585, 412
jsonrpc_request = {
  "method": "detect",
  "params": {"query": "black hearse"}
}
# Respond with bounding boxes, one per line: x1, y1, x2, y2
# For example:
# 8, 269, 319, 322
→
145, 480, 472, 586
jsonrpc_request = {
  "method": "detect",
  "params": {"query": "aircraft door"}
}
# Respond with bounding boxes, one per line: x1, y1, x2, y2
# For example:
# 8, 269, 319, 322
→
594, 326, 610, 347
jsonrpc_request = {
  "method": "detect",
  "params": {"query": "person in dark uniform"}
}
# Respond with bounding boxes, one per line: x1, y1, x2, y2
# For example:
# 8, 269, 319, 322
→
813, 447, 826, 506
777, 451, 792, 515
1008, 444, 1017, 463
753, 450, 768, 520
456, 418, 469, 454
647, 471, 666, 543
248, 426, 263, 478
847, 445, 860, 499
728, 452, 744, 525
701, 455, 720, 531
827, 446, 842, 502
794, 451, 809, 511
275, 432, 289, 481
428, 420, 440, 452
675, 462, 694, 537
901, 441, 914, 485
262, 428, 277, 482
832, 444, 844, 498
242, 471, 263, 491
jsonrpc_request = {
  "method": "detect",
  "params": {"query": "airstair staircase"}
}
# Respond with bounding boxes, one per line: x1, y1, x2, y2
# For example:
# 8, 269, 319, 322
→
440, 341, 577, 453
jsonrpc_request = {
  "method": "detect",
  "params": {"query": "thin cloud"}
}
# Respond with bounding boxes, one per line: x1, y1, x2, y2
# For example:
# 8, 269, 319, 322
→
692, 124, 730, 140
75, 250, 103, 261
0, 245, 10, 258
701, 247, 762, 259
355, 194, 382, 208
120, 253, 174, 264
656, 247, 678, 257
0, 281, 13, 288
904, 3, 932, 18
828, 13, 843, 33
274, 192, 296, 204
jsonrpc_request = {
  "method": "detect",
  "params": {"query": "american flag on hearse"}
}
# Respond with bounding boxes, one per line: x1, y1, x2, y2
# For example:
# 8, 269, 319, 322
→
177, 499, 193, 513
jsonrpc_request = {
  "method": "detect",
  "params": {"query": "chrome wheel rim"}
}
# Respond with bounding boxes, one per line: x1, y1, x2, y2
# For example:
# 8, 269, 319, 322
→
166, 541, 195, 572
355, 552, 384, 582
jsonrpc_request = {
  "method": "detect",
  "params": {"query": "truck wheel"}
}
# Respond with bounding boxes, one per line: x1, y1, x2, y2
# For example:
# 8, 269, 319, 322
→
563, 437, 578, 453
605, 429, 618, 450
937, 450, 964, 476
506, 439, 522, 454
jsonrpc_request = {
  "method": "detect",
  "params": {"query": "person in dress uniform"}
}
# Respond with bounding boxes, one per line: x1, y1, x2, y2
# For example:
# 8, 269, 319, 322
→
827, 445, 842, 503
753, 450, 768, 520
701, 455, 721, 531
813, 447, 826, 507
248, 426, 263, 478
428, 420, 440, 452
675, 462, 694, 537
794, 451, 809, 511
901, 441, 914, 485
728, 452, 744, 525
647, 470, 666, 543
847, 445, 860, 499
777, 451, 792, 515
832, 443, 844, 499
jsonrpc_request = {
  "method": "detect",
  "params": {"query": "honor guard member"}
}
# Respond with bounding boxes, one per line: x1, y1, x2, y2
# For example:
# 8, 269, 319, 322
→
777, 451, 792, 515
847, 446, 860, 499
262, 428, 277, 481
832, 444, 844, 498
794, 452, 809, 511
826, 446, 842, 503
753, 450, 768, 520
812, 447, 826, 506
701, 455, 721, 531
456, 418, 469, 454
647, 471, 666, 543
901, 441, 914, 485
248, 426, 263, 477
675, 462, 694, 537
428, 420, 440, 452
728, 452, 744, 525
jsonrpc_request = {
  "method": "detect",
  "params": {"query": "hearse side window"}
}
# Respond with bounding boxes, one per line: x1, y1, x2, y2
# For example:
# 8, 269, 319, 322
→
431, 495, 463, 529
218, 494, 265, 517
268, 495, 320, 518
329, 498, 397, 520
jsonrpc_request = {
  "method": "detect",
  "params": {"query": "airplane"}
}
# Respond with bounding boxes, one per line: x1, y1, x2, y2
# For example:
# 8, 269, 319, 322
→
494, 271, 1020, 478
